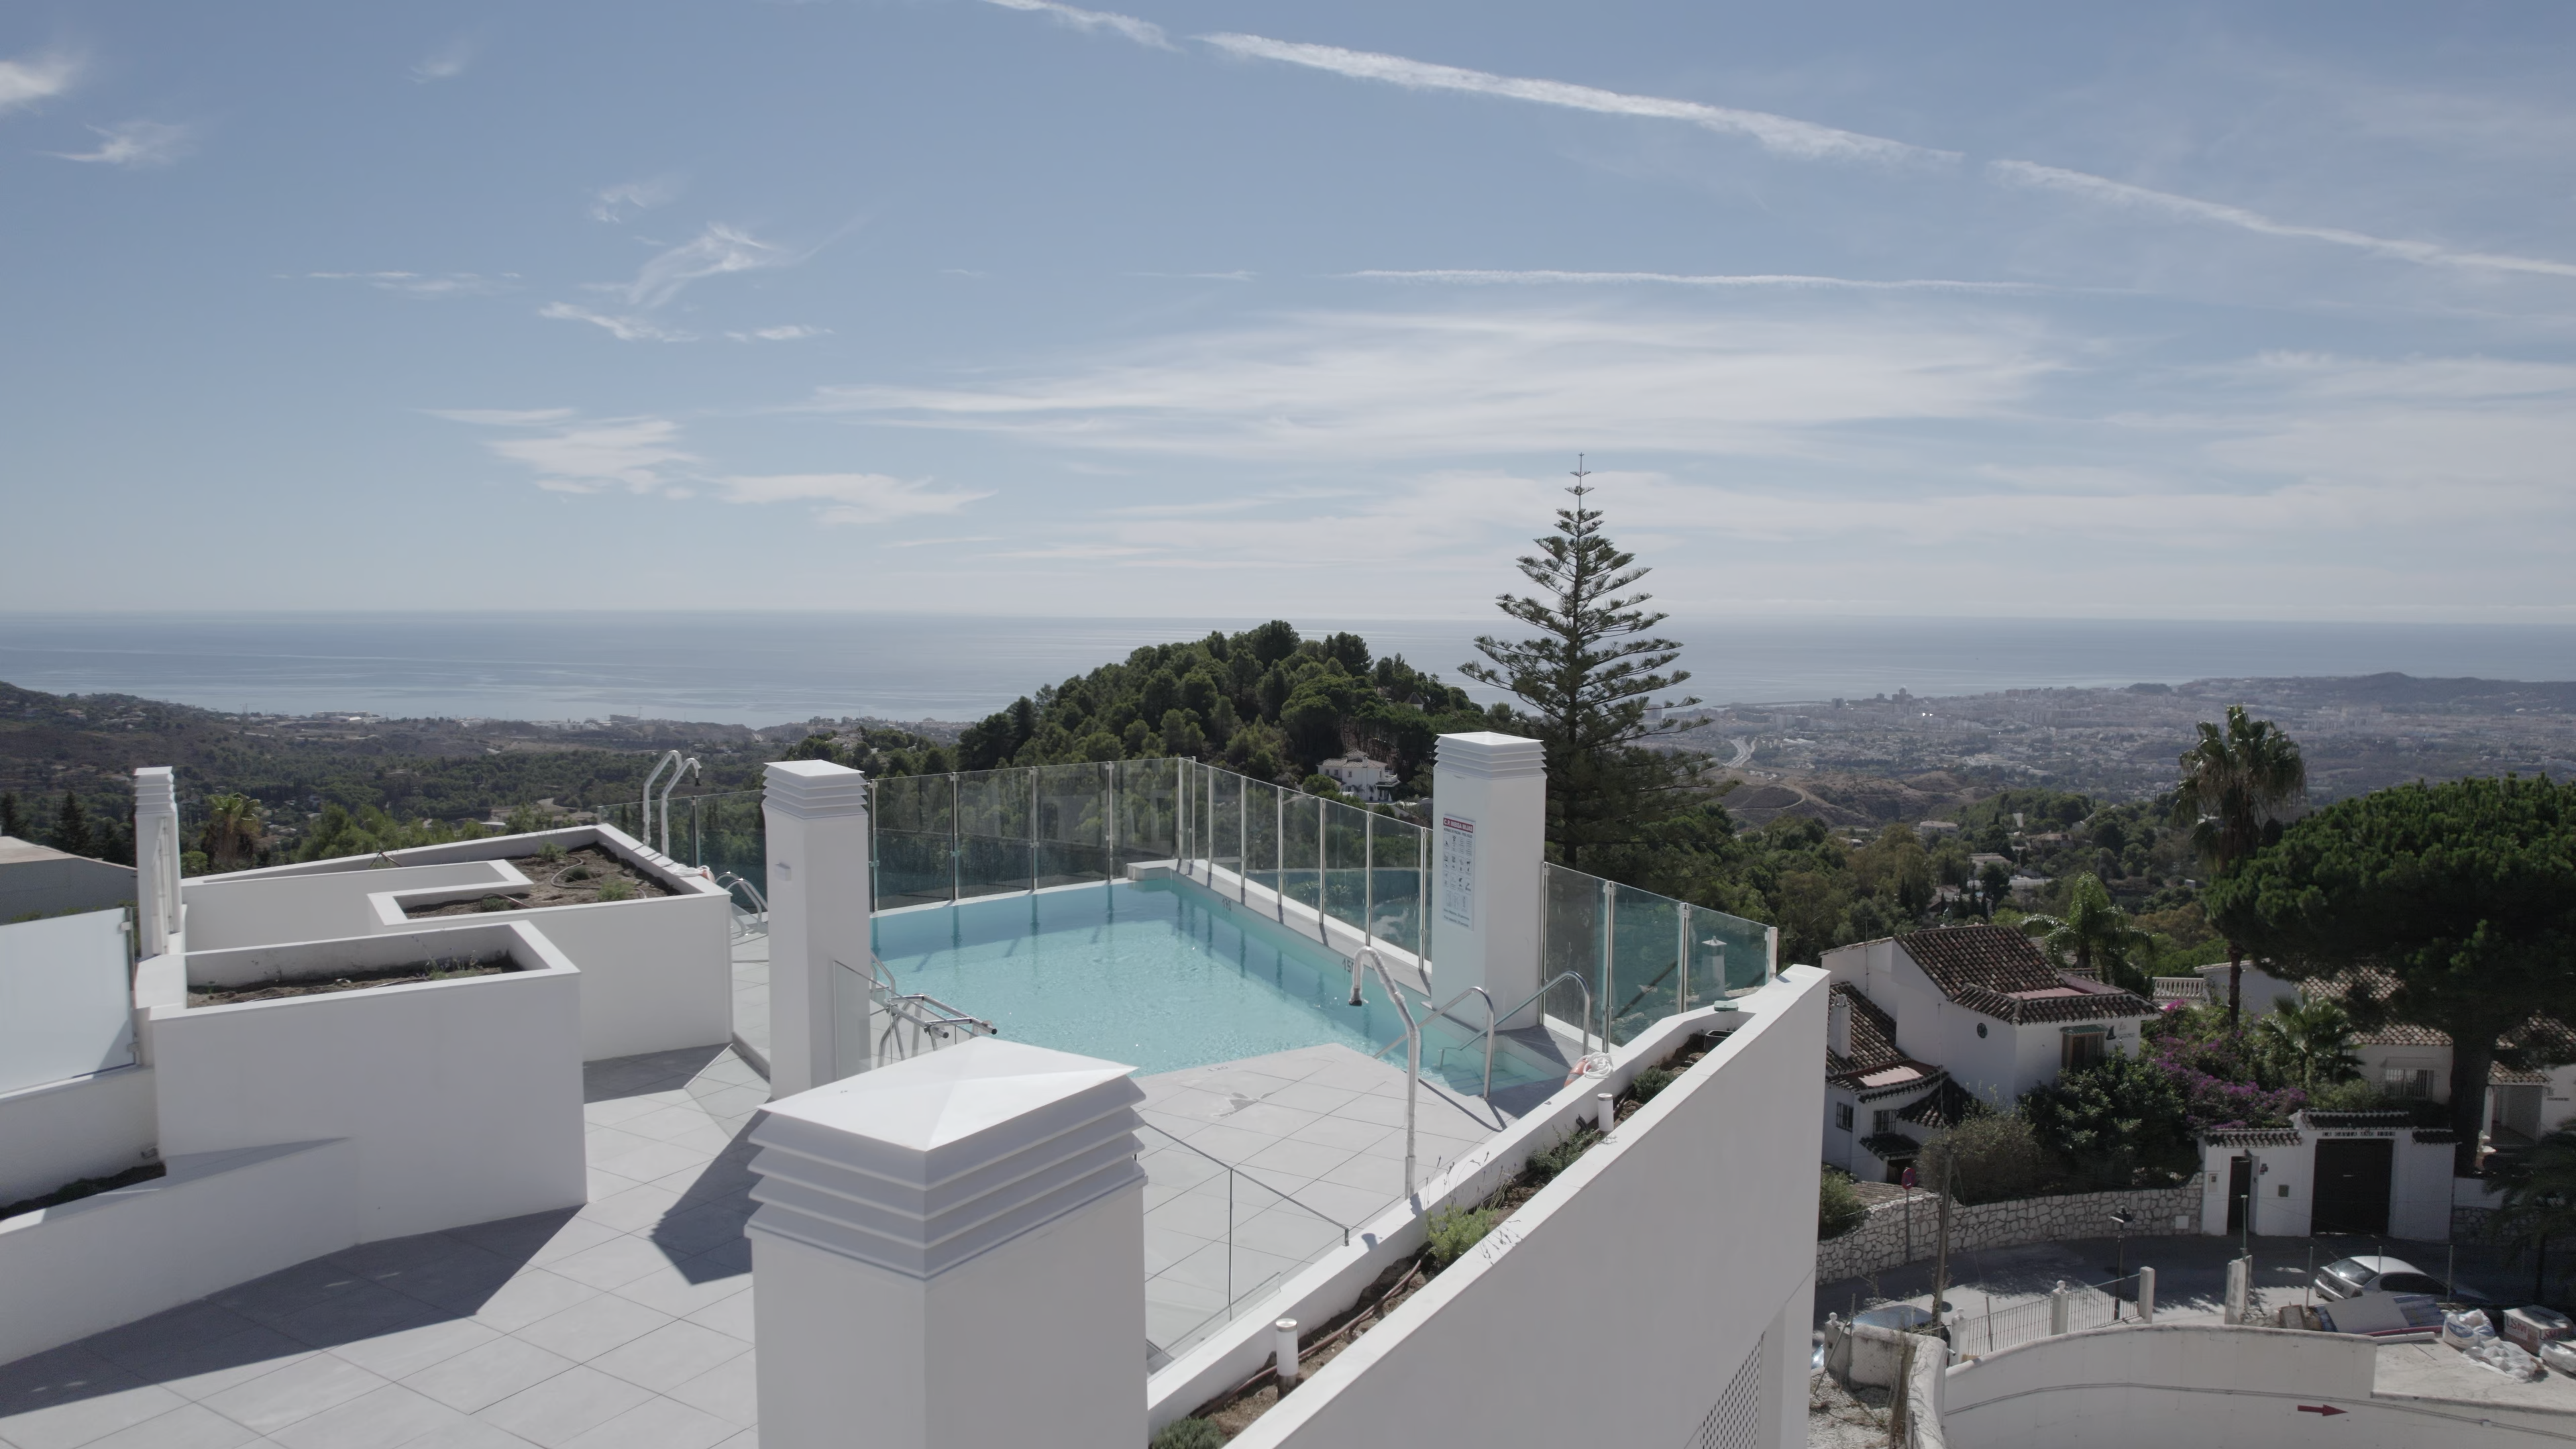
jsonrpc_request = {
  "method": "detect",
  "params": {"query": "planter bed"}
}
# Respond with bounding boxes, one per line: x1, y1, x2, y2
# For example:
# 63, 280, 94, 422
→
405, 845, 670, 918
0, 1162, 166, 1223
186, 952, 512, 1006
1169, 1030, 1728, 1444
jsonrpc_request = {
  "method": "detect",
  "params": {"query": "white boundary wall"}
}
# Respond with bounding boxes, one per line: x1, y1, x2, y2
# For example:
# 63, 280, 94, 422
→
182, 861, 519, 951
1944, 1323, 2576, 1447
0, 1065, 158, 1206
0, 1140, 358, 1366
148, 922, 587, 1240
1199, 967, 1827, 1449
1819, 1184, 2202, 1283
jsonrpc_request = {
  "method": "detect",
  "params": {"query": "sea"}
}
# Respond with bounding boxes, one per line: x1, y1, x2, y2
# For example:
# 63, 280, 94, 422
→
3, 612, 2574, 728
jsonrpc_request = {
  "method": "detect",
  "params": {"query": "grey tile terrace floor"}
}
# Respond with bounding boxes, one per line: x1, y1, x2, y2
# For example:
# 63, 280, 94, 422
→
0, 1044, 767, 1449
1135, 1044, 1515, 1358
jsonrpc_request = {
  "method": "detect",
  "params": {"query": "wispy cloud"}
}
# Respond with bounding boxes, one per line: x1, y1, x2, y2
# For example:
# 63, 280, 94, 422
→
52, 119, 191, 168
539, 302, 690, 342
621, 223, 798, 307
412, 38, 474, 83
433, 411, 696, 494
1988, 160, 2576, 281
981, 0, 1173, 51
1199, 34, 1948, 166
591, 176, 680, 223
0, 49, 79, 113
307, 270, 510, 299
728, 324, 828, 341
1348, 269, 2042, 293
717, 472, 990, 525
816, 306, 2053, 460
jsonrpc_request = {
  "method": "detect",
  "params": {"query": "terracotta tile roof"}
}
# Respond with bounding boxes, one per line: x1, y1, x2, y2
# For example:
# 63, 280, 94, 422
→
2304, 1110, 2412, 1130
1858, 1132, 1921, 1161
2306, 972, 2576, 1061
1894, 1079, 1981, 1130
1825, 983, 1949, 1093
2204, 1127, 2302, 1147
1896, 926, 2157, 1025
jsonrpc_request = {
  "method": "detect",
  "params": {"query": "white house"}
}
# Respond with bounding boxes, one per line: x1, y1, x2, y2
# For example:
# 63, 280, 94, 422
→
1819, 924, 2157, 1181
1316, 753, 1398, 801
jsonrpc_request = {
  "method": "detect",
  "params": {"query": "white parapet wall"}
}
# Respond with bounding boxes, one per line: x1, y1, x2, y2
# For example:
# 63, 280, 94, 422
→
0, 1064, 158, 1207
147, 921, 587, 1241
1200, 966, 1828, 1449
1943, 1322, 2576, 1447
181, 860, 522, 951
0, 1139, 358, 1366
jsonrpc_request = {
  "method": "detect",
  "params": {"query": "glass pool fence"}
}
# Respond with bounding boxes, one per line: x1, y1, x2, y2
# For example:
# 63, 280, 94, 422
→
597, 757, 1775, 1049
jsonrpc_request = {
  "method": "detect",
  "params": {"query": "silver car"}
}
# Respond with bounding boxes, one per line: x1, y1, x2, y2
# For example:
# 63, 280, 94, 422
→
2314, 1255, 2480, 1304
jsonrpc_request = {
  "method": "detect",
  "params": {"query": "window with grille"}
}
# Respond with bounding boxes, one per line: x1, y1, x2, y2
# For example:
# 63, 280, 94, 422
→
1872, 1108, 1893, 1136
1835, 1103, 1854, 1132
2061, 1027, 2107, 1072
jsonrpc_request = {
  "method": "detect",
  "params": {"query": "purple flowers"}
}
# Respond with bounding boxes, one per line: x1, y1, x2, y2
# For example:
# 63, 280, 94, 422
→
2141, 1014, 2306, 1132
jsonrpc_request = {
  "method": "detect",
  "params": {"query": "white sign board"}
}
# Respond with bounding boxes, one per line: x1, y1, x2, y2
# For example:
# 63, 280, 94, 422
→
1440, 815, 1476, 928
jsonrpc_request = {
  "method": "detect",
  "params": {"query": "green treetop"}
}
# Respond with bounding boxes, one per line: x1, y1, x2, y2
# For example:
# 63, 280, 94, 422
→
2172, 704, 2307, 1023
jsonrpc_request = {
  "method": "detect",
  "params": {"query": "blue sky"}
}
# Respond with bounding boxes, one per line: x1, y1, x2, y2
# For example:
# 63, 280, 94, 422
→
5, 2, 2573, 622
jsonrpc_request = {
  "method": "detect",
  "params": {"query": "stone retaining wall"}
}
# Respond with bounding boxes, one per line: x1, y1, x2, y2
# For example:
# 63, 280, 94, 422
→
1817, 1183, 2203, 1285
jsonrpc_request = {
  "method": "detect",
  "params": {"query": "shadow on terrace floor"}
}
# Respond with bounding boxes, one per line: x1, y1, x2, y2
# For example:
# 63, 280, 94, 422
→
0, 1044, 767, 1448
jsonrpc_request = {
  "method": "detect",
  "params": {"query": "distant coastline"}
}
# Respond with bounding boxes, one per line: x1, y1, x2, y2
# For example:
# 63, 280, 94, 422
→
3, 611, 2573, 728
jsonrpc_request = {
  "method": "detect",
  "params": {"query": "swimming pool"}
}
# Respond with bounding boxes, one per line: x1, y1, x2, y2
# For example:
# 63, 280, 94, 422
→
869, 879, 1554, 1091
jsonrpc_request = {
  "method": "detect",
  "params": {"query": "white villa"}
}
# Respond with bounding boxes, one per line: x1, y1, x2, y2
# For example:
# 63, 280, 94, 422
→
1314, 753, 1398, 801
0, 739, 1827, 1449
1819, 924, 2157, 1181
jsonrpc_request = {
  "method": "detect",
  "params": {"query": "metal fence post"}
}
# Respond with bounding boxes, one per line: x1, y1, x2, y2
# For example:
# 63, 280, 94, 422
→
1028, 766, 1040, 894
1599, 877, 1617, 1046
1676, 902, 1690, 1014
1363, 810, 1375, 949
1104, 759, 1116, 892
1275, 788, 1285, 923
949, 772, 961, 904
1316, 795, 1328, 942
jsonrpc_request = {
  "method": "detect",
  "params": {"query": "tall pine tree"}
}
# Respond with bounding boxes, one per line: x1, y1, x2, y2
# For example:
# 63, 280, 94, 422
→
1462, 461, 1698, 869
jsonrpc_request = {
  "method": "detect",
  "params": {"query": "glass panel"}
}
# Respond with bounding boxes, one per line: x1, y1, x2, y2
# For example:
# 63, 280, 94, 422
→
1113, 757, 1178, 872
1033, 762, 1110, 888
1540, 863, 1603, 1042
1320, 799, 1373, 941
1685, 902, 1772, 1005
1138, 1121, 1356, 1361
1242, 780, 1280, 900
1605, 884, 1682, 1046
873, 774, 957, 909
1279, 791, 1322, 913
954, 768, 1034, 898
1211, 765, 1242, 885
1365, 810, 1426, 961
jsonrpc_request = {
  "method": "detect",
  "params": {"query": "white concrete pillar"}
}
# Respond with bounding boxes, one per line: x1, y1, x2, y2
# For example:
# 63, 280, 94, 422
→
2138, 1266, 2156, 1323
133, 766, 180, 958
747, 1037, 1146, 1449
763, 759, 873, 1097
1430, 731, 1547, 1026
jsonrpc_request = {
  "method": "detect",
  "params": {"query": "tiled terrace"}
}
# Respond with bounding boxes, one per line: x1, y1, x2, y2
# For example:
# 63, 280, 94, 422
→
0, 1046, 767, 1449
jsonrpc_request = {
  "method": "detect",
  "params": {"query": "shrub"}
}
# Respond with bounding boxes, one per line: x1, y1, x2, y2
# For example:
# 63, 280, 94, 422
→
1150, 1418, 1225, 1449
1921, 1114, 2048, 1205
2021, 1053, 2200, 1188
1629, 1066, 1678, 1105
1426, 1204, 1499, 1269
595, 875, 635, 902
1819, 1169, 1868, 1240
1526, 1126, 1602, 1185
476, 896, 514, 913
2306, 1077, 2390, 1112
536, 839, 566, 863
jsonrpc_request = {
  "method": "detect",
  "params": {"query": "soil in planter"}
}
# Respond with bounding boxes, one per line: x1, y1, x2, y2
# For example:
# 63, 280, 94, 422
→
0, 1162, 168, 1222
405, 845, 673, 918
188, 956, 512, 1006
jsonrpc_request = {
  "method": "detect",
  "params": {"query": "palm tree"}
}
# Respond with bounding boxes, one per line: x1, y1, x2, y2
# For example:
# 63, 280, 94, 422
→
2171, 704, 2306, 1024
2250, 997, 2361, 1091
2490, 1128, 2576, 1305
2019, 874, 2149, 990
198, 794, 264, 873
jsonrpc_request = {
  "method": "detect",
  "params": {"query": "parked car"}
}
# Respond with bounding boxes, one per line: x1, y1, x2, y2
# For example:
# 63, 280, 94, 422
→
2314, 1256, 2493, 1307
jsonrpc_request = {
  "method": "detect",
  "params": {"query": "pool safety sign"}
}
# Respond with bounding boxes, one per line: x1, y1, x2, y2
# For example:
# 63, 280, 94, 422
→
1440, 815, 1476, 928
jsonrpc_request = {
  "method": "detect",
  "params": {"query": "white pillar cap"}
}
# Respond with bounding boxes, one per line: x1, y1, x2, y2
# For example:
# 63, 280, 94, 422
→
133, 765, 177, 813
1434, 732, 1546, 780
750, 1037, 1143, 1279
764, 759, 871, 819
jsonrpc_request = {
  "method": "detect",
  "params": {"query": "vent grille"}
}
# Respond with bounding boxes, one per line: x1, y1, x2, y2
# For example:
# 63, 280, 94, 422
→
1688, 1334, 1764, 1449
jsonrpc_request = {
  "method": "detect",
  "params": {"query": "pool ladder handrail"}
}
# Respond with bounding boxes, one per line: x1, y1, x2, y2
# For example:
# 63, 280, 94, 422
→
657, 756, 700, 856
1346, 946, 1421, 1199
858, 956, 998, 1061
716, 873, 767, 936
1370, 984, 1499, 1098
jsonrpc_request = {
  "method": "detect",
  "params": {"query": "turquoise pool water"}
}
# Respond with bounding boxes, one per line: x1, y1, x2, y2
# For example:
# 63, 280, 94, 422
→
870, 881, 1550, 1089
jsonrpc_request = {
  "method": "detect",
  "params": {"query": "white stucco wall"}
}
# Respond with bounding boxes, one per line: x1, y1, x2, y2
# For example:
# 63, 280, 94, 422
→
1226, 967, 1827, 1449
182, 860, 519, 950
0, 1139, 358, 1366
2199, 1122, 2455, 1242
0, 1064, 158, 1206
368, 888, 731, 1061
0, 846, 135, 920
149, 923, 587, 1240
1944, 1323, 2576, 1447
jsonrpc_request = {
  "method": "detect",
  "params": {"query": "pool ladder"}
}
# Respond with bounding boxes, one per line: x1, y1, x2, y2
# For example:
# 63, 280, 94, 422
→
1368, 971, 1597, 1099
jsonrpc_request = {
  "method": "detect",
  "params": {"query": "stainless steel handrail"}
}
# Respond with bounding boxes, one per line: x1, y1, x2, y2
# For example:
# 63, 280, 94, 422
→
639, 750, 680, 848
1491, 970, 1598, 1064
852, 956, 998, 1063
1371, 984, 1499, 1097
657, 756, 700, 856
1346, 946, 1421, 1198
